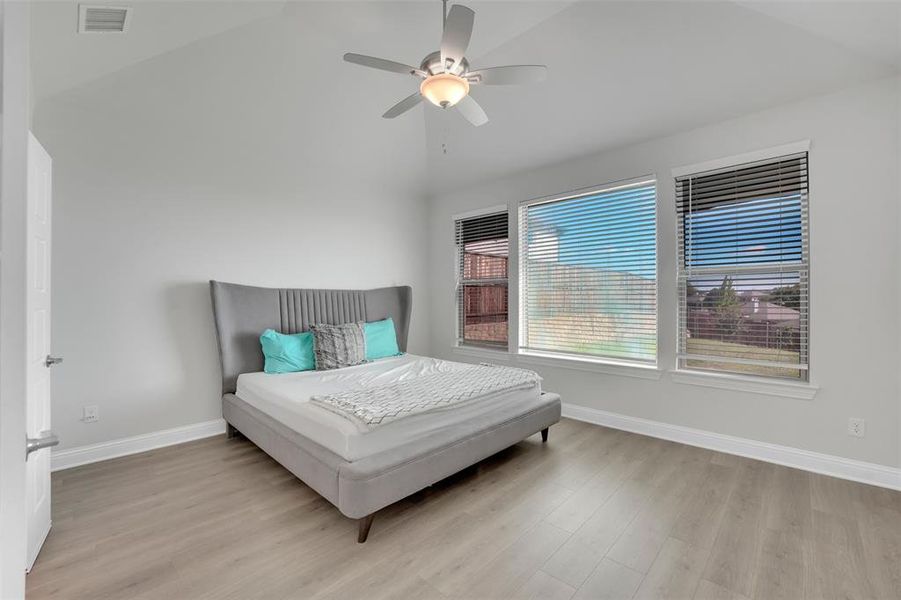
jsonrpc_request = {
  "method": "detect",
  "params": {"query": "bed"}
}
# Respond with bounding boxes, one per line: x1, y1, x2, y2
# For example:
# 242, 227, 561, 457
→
209, 281, 561, 542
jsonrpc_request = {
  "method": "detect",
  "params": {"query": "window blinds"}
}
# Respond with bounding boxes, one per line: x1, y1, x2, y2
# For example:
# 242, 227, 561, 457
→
519, 181, 657, 363
676, 152, 809, 380
455, 211, 509, 348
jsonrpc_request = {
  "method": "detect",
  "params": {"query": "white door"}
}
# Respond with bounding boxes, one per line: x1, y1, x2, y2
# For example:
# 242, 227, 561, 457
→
25, 132, 57, 572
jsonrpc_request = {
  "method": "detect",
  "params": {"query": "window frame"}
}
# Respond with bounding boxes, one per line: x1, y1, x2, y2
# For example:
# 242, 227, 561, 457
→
517, 175, 660, 367
673, 141, 812, 385
453, 205, 511, 352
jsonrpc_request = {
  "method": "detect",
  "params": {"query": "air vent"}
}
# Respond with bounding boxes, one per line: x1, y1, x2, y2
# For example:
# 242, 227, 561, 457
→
78, 5, 130, 33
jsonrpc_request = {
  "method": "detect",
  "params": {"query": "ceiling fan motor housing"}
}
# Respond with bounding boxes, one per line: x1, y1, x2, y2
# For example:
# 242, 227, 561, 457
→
420, 50, 469, 77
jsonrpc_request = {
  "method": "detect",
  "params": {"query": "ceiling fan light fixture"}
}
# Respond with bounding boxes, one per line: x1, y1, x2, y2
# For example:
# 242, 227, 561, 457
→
343, 3, 546, 125
420, 73, 470, 108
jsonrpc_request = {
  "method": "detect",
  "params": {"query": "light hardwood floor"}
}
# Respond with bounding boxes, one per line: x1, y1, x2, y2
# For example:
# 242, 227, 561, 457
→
27, 418, 901, 600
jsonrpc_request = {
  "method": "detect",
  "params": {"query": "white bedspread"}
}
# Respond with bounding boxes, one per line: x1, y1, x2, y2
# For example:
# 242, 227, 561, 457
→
310, 364, 541, 429
235, 355, 544, 462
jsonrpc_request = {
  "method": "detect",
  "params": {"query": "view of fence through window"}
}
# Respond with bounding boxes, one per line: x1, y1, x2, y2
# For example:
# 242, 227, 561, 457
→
456, 212, 509, 348
520, 181, 658, 362
462, 239, 509, 345
677, 153, 809, 380
683, 272, 804, 378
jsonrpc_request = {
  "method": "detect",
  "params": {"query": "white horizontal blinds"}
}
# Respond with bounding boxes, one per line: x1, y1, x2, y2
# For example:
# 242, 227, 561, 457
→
676, 152, 809, 380
519, 181, 657, 363
454, 211, 509, 348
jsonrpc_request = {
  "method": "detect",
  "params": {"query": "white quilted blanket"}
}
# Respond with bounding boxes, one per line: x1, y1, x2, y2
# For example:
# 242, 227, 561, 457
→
309, 363, 541, 430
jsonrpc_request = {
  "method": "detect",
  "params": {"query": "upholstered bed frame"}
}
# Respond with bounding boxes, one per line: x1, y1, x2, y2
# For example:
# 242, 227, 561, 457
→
209, 281, 561, 542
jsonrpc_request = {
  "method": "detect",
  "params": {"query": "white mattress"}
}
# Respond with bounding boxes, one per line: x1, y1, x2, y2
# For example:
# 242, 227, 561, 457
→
235, 354, 542, 462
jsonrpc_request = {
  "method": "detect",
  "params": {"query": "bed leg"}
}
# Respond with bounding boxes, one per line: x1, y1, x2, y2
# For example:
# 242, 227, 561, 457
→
226, 423, 238, 440
541, 427, 549, 443
357, 514, 375, 543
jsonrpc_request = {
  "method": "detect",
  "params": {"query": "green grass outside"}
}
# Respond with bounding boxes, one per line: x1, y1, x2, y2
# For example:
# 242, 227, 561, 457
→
686, 338, 802, 379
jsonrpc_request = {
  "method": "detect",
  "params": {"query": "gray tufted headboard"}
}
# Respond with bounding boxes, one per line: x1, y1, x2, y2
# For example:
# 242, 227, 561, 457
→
209, 281, 412, 394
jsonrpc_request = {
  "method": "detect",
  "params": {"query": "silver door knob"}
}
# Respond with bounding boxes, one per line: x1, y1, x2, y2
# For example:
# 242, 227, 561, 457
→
45, 355, 63, 368
26, 431, 59, 458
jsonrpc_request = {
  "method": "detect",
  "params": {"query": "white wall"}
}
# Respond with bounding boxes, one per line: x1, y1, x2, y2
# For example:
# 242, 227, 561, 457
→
34, 12, 431, 451
428, 77, 901, 468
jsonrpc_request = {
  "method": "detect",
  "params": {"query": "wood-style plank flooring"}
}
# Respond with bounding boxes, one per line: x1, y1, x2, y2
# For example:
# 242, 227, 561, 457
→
27, 419, 901, 599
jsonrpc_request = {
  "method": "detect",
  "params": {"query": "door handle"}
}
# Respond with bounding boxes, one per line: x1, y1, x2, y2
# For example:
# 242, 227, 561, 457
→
45, 355, 63, 368
26, 431, 59, 458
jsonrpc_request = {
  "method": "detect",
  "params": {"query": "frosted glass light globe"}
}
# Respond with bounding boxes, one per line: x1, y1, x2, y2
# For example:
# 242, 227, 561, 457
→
420, 73, 470, 108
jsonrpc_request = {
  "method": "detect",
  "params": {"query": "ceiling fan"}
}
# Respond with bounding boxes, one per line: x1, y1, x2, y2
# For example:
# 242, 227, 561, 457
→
343, 0, 547, 127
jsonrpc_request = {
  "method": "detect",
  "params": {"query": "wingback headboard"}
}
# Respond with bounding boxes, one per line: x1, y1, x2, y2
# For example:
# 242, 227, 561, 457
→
209, 281, 412, 394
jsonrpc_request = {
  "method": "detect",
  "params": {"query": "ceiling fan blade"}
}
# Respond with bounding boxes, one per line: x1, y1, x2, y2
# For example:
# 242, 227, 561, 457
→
440, 5, 475, 72
382, 92, 423, 119
344, 53, 422, 76
468, 65, 547, 85
455, 95, 488, 127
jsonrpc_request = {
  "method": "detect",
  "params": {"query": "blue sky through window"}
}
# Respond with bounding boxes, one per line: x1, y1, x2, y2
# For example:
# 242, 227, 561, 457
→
685, 193, 803, 291
525, 183, 657, 279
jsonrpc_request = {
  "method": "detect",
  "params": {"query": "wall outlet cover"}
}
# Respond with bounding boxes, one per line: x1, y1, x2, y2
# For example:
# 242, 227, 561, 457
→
848, 418, 865, 438
82, 405, 99, 423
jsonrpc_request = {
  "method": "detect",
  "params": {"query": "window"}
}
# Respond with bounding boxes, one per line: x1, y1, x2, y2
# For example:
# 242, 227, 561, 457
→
455, 210, 509, 349
676, 152, 809, 380
519, 180, 657, 363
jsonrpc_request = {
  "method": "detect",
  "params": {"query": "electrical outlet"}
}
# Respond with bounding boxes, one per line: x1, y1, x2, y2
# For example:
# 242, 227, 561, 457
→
848, 418, 865, 438
82, 405, 99, 423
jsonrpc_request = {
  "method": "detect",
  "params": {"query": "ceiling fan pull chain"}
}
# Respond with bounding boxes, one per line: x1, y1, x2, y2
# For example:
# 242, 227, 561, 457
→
442, 0, 448, 31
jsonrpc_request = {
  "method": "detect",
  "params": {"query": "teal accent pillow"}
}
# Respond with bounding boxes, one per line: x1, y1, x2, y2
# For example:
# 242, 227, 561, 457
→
363, 318, 401, 360
259, 329, 315, 374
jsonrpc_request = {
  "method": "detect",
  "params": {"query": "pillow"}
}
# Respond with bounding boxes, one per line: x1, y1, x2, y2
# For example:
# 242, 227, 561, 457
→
363, 318, 401, 360
311, 322, 367, 370
259, 329, 315, 374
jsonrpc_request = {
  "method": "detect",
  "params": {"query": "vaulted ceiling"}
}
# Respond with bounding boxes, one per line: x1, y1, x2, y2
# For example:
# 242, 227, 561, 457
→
31, 1, 900, 194
423, 0, 900, 190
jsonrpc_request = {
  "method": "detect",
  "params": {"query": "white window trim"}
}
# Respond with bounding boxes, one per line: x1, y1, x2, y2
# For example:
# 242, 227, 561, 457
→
672, 143, 812, 387
670, 369, 819, 400
452, 204, 509, 222
517, 350, 662, 380
517, 174, 660, 370
519, 174, 657, 209
453, 205, 512, 352
671, 140, 811, 179
450, 343, 662, 380
449, 145, 820, 391
452, 343, 512, 361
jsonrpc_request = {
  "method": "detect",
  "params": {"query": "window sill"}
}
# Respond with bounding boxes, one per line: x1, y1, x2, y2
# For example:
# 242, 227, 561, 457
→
516, 351, 662, 380
450, 346, 662, 380
451, 345, 512, 361
670, 369, 819, 400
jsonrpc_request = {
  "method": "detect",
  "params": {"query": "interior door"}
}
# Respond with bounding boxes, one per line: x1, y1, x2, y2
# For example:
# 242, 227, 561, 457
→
25, 132, 55, 572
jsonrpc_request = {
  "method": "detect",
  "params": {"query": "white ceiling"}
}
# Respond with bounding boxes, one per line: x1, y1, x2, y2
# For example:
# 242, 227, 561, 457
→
424, 0, 900, 190
31, 0, 901, 193
737, 1, 901, 70
31, 0, 573, 101
31, 1, 287, 100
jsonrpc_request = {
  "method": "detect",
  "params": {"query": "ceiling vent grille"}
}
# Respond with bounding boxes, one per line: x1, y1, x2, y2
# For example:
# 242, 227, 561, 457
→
78, 5, 130, 33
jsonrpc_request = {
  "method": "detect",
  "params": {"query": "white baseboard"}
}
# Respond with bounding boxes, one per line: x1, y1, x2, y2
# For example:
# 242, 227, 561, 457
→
50, 408, 901, 491
562, 403, 901, 491
51, 418, 227, 472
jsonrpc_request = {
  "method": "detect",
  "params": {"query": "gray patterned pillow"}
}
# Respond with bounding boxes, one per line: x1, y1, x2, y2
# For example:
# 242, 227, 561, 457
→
310, 322, 367, 370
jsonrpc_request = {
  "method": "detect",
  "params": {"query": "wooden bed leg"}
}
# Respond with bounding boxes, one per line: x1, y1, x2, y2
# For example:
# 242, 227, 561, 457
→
541, 427, 549, 443
357, 514, 375, 544
226, 423, 238, 440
